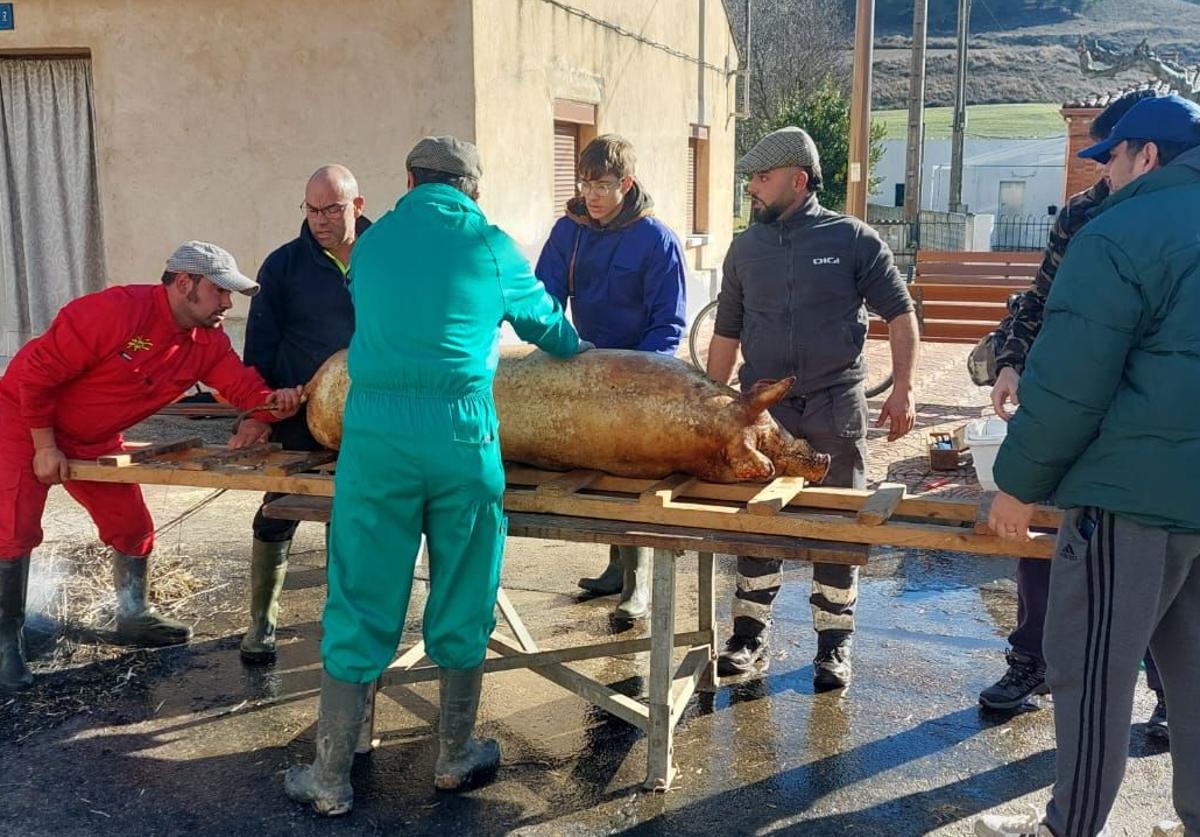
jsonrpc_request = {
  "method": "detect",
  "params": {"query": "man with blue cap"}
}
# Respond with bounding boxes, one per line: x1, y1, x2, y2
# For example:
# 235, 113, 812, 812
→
976, 93, 1200, 837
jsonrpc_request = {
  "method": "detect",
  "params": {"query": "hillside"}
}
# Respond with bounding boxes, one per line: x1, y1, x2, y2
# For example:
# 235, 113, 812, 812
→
868, 0, 1200, 108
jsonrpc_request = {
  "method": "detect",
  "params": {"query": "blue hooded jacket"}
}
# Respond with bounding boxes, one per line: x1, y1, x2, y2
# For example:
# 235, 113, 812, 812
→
535, 183, 687, 354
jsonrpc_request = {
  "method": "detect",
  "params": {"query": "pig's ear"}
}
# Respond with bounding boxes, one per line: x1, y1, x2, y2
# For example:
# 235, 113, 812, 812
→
746, 377, 795, 415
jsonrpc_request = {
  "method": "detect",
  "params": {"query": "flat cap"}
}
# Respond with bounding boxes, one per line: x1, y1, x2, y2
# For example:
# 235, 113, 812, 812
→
736, 126, 820, 174
165, 240, 259, 297
405, 135, 483, 180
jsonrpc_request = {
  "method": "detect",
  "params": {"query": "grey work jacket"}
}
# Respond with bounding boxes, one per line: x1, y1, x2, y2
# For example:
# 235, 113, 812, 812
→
714, 196, 913, 398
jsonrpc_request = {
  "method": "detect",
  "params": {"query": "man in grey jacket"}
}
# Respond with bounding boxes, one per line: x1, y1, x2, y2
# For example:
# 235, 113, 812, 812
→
706, 127, 919, 688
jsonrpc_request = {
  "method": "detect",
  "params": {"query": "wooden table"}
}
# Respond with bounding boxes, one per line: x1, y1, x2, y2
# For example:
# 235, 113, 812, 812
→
66, 441, 1060, 790
263, 495, 868, 791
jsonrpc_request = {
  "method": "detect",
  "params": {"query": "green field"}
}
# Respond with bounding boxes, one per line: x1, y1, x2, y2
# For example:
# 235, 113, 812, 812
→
874, 103, 1067, 140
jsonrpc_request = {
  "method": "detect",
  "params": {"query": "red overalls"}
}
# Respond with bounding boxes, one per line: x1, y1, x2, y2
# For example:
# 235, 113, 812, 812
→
0, 284, 275, 558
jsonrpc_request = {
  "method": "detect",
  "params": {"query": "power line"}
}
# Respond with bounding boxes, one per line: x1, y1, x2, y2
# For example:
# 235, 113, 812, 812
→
534, 0, 733, 76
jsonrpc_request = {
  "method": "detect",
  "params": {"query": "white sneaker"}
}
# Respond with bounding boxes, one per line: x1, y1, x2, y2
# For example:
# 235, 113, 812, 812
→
1151, 821, 1184, 837
974, 810, 1052, 837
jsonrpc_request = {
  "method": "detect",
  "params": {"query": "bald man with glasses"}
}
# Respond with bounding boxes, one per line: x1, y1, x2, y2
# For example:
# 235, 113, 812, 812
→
233, 164, 370, 665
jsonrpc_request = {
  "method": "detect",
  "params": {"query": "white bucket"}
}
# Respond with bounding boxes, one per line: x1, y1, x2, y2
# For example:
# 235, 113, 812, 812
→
964, 417, 1009, 491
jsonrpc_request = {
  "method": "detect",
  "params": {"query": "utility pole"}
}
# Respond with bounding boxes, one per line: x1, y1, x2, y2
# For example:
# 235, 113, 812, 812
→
904, 0, 928, 224
846, 0, 875, 220
948, 0, 971, 213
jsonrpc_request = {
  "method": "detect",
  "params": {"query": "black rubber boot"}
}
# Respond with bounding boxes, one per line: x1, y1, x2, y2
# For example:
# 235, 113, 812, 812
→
978, 649, 1048, 710
813, 630, 853, 690
285, 671, 369, 816
614, 547, 650, 620
434, 665, 500, 792
111, 551, 193, 647
717, 632, 770, 678
578, 548, 623, 597
1147, 688, 1169, 741
240, 538, 290, 664
0, 555, 33, 692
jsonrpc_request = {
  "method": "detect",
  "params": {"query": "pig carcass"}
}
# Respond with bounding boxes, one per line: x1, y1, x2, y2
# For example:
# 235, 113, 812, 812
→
305, 347, 830, 484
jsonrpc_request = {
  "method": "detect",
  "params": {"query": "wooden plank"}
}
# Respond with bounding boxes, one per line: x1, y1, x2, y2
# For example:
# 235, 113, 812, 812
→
911, 284, 1017, 303
487, 633, 649, 730
917, 250, 1041, 265
263, 449, 337, 476
918, 301, 1009, 320
669, 646, 713, 726
857, 482, 906, 526
975, 491, 998, 535
496, 588, 539, 653
747, 477, 806, 516
646, 548, 679, 791
503, 466, 1061, 528
177, 443, 281, 471
697, 551, 717, 692
382, 630, 712, 684
503, 488, 1056, 559
918, 320, 1000, 341
97, 437, 204, 467
640, 474, 698, 507
536, 469, 603, 497
69, 458, 337, 496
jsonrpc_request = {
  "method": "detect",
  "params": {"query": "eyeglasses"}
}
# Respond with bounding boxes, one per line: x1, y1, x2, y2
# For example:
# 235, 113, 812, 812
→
300, 201, 350, 219
576, 179, 622, 197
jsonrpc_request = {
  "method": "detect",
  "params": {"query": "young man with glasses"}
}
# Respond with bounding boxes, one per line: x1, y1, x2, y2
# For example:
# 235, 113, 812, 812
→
535, 134, 688, 620
232, 165, 369, 665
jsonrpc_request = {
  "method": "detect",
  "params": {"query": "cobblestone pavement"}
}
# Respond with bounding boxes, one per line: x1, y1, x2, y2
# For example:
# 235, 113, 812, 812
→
864, 340, 992, 502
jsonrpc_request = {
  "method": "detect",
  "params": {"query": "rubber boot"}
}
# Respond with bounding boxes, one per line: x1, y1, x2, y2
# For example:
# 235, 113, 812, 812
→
0, 555, 33, 692
577, 547, 623, 597
813, 629, 853, 690
434, 665, 500, 792
240, 538, 290, 664
284, 671, 369, 816
614, 547, 650, 620
111, 551, 193, 647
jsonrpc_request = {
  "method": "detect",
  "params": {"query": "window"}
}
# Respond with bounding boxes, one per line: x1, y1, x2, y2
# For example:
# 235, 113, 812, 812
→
551, 100, 596, 221
687, 126, 710, 236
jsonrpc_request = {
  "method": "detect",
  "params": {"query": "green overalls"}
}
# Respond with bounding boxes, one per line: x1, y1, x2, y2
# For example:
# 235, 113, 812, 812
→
321, 184, 579, 682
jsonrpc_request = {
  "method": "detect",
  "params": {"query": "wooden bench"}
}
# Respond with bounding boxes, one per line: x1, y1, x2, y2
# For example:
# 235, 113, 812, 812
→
868, 250, 1041, 344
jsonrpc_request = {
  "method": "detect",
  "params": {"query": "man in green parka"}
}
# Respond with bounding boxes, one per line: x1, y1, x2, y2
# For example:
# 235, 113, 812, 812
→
977, 94, 1200, 837
285, 136, 588, 816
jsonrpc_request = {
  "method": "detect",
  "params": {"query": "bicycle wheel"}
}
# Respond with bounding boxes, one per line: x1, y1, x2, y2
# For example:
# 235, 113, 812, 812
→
687, 299, 720, 370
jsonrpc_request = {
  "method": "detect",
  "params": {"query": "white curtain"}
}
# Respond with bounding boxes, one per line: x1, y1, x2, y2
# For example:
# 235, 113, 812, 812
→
0, 57, 107, 364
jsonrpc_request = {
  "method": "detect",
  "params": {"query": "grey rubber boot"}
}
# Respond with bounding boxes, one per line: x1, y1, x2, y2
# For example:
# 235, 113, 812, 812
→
614, 547, 651, 620
240, 538, 290, 664
111, 551, 193, 647
577, 547, 623, 597
434, 665, 500, 792
0, 555, 33, 692
285, 671, 369, 816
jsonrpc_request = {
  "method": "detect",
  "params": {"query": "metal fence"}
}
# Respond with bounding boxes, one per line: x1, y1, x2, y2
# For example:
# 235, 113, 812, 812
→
990, 215, 1055, 252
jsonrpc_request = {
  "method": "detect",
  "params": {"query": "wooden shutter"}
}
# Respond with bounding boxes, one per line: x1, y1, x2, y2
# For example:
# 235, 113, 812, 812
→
553, 121, 578, 216
686, 139, 697, 235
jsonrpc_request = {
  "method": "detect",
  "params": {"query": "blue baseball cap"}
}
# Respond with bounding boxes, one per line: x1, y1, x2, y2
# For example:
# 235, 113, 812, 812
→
1079, 94, 1200, 164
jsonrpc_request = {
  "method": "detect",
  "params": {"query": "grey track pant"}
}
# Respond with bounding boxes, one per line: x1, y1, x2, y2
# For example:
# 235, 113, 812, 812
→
733, 385, 867, 638
1043, 507, 1200, 837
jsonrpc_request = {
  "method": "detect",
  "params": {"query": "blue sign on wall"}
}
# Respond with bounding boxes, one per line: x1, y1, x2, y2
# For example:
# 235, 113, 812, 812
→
0, 4, 13, 31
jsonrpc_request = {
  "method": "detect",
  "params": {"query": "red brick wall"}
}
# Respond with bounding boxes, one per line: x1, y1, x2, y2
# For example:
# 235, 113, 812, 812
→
1062, 106, 1103, 201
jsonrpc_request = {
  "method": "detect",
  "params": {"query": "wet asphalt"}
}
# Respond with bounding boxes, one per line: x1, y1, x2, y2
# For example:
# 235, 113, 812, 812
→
0, 482, 1175, 836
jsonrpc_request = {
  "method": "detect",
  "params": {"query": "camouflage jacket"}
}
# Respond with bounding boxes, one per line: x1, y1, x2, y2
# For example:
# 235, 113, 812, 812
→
993, 179, 1110, 374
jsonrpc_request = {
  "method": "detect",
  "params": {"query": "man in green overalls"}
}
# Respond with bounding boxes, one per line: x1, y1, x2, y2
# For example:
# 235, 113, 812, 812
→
285, 137, 587, 816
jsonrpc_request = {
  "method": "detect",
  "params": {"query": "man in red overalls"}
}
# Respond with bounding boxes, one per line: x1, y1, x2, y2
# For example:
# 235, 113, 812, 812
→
0, 241, 302, 691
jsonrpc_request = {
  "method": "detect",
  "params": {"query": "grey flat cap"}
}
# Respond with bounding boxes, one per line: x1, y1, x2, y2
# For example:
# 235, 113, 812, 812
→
166, 240, 259, 297
406, 135, 483, 180
736, 126, 820, 174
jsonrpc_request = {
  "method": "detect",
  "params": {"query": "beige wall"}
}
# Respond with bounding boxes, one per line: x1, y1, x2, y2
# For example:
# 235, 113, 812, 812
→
1, 0, 477, 315
471, 0, 739, 283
